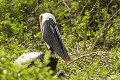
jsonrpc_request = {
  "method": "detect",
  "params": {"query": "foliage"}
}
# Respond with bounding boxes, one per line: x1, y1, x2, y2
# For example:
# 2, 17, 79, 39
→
0, 0, 120, 80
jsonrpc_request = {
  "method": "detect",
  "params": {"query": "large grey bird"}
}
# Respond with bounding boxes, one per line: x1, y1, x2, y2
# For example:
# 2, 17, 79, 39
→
39, 13, 70, 62
14, 52, 44, 67
14, 52, 68, 78
14, 52, 58, 71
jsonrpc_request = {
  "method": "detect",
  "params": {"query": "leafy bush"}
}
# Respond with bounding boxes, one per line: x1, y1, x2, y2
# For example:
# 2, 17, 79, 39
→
0, 0, 120, 79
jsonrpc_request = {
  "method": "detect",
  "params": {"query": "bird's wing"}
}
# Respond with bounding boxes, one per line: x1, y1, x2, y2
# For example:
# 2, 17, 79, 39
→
14, 52, 44, 66
42, 19, 70, 62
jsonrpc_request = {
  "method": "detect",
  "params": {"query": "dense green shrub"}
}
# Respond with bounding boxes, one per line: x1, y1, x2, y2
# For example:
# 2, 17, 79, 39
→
0, 0, 120, 79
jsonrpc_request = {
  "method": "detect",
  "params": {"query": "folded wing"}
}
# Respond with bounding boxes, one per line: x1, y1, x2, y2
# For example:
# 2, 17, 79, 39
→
42, 19, 70, 62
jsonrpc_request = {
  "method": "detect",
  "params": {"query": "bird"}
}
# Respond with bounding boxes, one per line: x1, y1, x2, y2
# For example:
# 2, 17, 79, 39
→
14, 52, 68, 78
14, 52, 44, 67
39, 13, 70, 62
14, 52, 58, 71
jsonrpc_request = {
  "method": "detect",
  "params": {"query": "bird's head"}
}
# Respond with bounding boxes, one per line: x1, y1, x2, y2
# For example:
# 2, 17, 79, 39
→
39, 13, 56, 31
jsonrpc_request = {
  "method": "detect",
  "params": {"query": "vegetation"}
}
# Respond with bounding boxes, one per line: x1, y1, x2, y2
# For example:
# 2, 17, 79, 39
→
0, 0, 120, 79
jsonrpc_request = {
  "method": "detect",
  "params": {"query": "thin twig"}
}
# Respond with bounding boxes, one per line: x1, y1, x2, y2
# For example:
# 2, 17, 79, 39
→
76, 42, 85, 52
108, 9, 120, 21
88, 9, 120, 50
107, 0, 113, 13
84, 0, 99, 50
86, 0, 99, 19
80, 5, 86, 16
67, 54, 89, 65
63, 0, 71, 13
67, 51, 109, 65
69, 47, 77, 54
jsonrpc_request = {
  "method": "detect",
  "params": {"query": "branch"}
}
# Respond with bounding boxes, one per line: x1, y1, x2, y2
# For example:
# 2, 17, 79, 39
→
88, 9, 120, 50
80, 5, 86, 16
63, 0, 71, 13
67, 54, 89, 65
83, 0, 99, 50
87, 0, 99, 19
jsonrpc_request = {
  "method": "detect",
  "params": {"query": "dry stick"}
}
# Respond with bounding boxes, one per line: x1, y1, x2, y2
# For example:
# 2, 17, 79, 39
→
63, 0, 71, 13
67, 51, 109, 65
67, 54, 89, 65
88, 9, 120, 50
69, 47, 80, 56
80, 5, 86, 16
76, 42, 85, 52
69, 47, 77, 56
86, 0, 99, 19
107, 0, 113, 13
67, 0, 99, 65
67, 7, 120, 66
84, 0, 98, 50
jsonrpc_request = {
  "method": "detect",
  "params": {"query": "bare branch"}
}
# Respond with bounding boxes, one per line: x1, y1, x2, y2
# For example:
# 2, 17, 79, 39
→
87, 0, 99, 19
67, 54, 89, 65
83, 0, 99, 50
107, 0, 113, 13
63, 0, 71, 13
88, 9, 120, 50
80, 5, 86, 16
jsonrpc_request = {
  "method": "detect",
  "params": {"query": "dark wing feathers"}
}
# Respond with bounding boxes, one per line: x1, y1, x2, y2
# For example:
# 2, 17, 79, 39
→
42, 19, 70, 61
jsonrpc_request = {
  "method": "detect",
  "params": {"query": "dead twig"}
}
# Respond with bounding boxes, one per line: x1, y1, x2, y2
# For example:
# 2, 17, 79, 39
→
86, 0, 99, 19
63, 0, 71, 13
67, 54, 89, 65
84, 0, 99, 50
80, 5, 86, 16
67, 51, 109, 65
88, 9, 120, 50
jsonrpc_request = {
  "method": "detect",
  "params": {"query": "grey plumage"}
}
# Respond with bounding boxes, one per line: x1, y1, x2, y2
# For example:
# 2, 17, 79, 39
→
14, 52, 58, 71
42, 18, 70, 62
14, 52, 44, 67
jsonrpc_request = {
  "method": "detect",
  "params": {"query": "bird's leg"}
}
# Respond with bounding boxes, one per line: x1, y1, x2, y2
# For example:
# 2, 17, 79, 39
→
45, 47, 59, 73
47, 56, 58, 74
